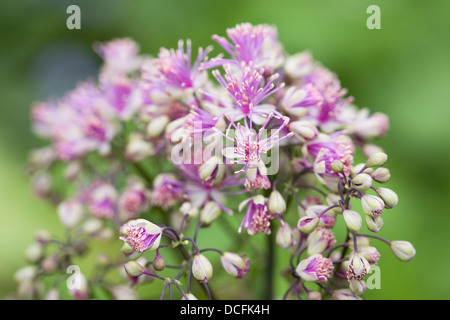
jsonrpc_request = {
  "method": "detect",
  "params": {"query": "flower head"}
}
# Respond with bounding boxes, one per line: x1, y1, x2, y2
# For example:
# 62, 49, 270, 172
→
296, 254, 334, 282
120, 219, 162, 253
238, 195, 271, 235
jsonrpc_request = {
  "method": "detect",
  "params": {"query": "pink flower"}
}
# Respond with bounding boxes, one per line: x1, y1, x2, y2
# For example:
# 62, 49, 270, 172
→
238, 195, 271, 235
296, 254, 334, 282
120, 219, 162, 253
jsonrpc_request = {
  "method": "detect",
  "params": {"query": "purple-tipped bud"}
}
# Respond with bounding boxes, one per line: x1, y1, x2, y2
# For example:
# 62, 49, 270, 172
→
333, 289, 362, 300
152, 251, 166, 271
306, 227, 336, 255
349, 279, 367, 295
365, 214, 384, 233
220, 252, 250, 278
276, 223, 295, 249
298, 216, 320, 234
361, 195, 384, 217
192, 253, 213, 283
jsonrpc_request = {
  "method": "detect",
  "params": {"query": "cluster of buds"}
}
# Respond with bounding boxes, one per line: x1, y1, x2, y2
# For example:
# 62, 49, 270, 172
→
16, 23, 415, 300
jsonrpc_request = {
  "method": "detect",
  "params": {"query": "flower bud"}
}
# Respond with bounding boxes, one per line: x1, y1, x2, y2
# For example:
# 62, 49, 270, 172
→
295, 254, 334, 282
276, 223, 295, 249
268, 190, 286, 215
111, 285, 139, 300
289, 120, 319, 142
198, 156, 225, 186
125, 134, 153, 161
124, 261, 145, 277
343, 210, 362, 232
363, 144, 384, 158
359, 246, 381, 265
182, 293, 198, 300
307, 291, 322, 300
333, 289, 363, 300
120, 219, 162, 253
390, 241, 416, 261
64, 161, 81, 181
192, 253, 213, 283
220, 252, 250, 278
25, 243, 44, 263
297, 216, 319, 234
180, 202, 199, 218
361, 195, 384, 217
69, 272, 89, 300
365, 214, 383, 233
365, 152, 388, 168
32, 172, 52, 198
45, 288, 60, 300
347, 253, 370, 280
351, 173, 373, 192
35, 229, 51, 245
306, 228, 336, 255
376, 187, 398, 208
330, 159, 344, 173
82, 218, 103, 234
58, 199, 84, 228
152, 251, 166, 271
147, 115, 169, 138
349, 279, 367, 295
41, 254, 58, 274
200, 201, 221, 225
371, 167, 391, 183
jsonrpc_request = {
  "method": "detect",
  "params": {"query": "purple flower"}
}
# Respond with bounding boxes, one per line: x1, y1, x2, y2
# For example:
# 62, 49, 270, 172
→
296, 254, 334, 282
238, 195, 271, 235
204, 23, 283, 70
151, 174, 184, 210
142, 40, 212, 98
120, 219, 162, 253
86, 181, 118, 219
212, 64, 285, 122
306, 132, 354, 181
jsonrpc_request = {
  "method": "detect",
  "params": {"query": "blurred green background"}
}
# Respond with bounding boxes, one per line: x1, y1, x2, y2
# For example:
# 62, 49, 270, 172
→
1, 0, 449, 299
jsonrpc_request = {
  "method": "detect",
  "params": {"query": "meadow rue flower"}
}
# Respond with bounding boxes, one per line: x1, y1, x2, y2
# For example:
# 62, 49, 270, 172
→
220, 252, 250, 278
347, 252, 371, 281
238, 195, 271, 235
23, 23, 415, 301
120, 219, 162, 253
295, 254, 334, 282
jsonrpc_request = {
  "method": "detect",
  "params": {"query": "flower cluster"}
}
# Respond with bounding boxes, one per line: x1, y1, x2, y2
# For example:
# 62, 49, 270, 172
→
15, 23, 415, 300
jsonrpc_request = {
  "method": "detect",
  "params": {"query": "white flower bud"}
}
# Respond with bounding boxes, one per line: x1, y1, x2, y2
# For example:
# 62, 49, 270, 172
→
297, 216, 320, 234
289, 120, 318, 141
198, 156, 225, 185
347, 252, 370, 280
308, 291, 322, 300
268, 190, 286, 215
376, 187, 398, 208
343, 210, 362, 232
349, 279, 367, 295
330, 159, 344, 173
124, 261, 145, 277
390, 241, 416, 261
147, 115, 169, 138
351, 173, 373, 192
361, 195, 384, 217
182, 293, 198, 300
125, 134, 153, 161
371, 167, 391, 183
25, 243, 44, 263
365, 214, 383, 233
276, 223, 295, 249
192, 254, 213, 283
58, 200, 84, 228
365, 152, 388, 168
200, 201, 221, 225
334, 289, 363, 300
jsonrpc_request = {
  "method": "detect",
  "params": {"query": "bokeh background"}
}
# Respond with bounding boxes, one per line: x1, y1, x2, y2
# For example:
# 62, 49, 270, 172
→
1, 0, 449, 299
